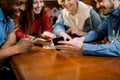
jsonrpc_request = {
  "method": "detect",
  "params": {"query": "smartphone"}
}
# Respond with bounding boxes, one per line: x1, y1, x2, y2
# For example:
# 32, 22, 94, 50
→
52, 37, 64, 51
52, 37, 64, 46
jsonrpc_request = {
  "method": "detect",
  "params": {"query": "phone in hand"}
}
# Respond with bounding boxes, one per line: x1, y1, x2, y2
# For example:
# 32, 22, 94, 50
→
52, 37, 64, 51
52, 37, 64, 46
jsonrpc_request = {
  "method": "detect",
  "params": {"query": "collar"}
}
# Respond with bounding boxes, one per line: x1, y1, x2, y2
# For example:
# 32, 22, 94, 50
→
110, 5, 120, 17
0, 8, 5, 21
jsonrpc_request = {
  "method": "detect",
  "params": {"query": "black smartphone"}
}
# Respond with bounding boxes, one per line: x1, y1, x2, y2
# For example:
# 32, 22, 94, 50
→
52, 37, 64, 46
52, 37, 64, 51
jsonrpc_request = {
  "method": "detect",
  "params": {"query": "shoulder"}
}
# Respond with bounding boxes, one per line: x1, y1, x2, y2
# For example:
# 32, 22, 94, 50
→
0, 8, 5, 21
43, 8, 49, 15
89, 9, 98, 16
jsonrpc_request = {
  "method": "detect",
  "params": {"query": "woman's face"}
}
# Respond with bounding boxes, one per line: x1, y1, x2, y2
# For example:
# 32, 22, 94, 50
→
58, 0, 78, 14
33, 0, 44, 14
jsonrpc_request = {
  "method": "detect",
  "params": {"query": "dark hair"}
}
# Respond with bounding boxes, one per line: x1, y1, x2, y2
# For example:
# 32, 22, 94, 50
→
20, 0, 34, 34
20, 0, 44, 34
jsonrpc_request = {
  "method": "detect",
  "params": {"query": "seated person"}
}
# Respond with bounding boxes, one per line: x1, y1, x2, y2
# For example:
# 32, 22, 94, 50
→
55, 0, 120, 56
14, 0, 56, 45
0, 0, 33, 79
53, 0, 102, 40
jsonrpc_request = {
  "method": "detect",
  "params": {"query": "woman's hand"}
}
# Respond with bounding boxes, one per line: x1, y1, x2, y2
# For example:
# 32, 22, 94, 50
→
41, 31, 56, 39
34, 38, 52, 46
67, 27, 87, 36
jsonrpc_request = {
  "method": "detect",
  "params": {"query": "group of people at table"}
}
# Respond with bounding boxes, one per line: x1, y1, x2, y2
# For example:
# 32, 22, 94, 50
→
0, 0, 120, 79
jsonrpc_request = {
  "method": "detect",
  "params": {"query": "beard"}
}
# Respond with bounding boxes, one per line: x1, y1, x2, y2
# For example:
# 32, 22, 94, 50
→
100, 4, 114, 15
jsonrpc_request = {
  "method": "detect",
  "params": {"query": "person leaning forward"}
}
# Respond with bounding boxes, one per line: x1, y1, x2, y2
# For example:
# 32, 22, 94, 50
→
55, 0, 120, 56
53, 0, 102, 41
0, 0, 34, 79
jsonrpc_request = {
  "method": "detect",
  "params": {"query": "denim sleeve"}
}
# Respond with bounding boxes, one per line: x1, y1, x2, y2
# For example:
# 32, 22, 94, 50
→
84, 31, 98, 42
7, 19, 14, 32
84, 16, 109, 42
52, 12, 65, 35
89, 9, 102, 30
0, 18, 14, 46
82, 36, 120, 56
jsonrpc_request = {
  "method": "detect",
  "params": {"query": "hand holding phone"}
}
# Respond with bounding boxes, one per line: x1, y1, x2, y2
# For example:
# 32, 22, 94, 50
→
52, 37, 64, 51
52, 37, 64, 46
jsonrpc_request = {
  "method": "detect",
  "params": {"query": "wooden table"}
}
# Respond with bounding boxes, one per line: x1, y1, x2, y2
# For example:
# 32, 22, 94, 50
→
10, 46, 120, 80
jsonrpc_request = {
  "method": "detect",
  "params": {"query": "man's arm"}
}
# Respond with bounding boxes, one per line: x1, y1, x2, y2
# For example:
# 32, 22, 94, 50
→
84, 17, 109, 42
0, 38, 33, 60
1, 30, 16, 49
52, 13, 66, 35
82, 37, 120, 56
52, 12, 72, 40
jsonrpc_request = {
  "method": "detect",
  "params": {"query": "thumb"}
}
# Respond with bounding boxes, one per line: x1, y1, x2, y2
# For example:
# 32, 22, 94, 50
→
80, 37, 85, 42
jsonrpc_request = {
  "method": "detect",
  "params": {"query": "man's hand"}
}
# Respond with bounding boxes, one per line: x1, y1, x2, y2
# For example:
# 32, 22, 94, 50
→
55, 37, 85, 53
15, 38, 34, 54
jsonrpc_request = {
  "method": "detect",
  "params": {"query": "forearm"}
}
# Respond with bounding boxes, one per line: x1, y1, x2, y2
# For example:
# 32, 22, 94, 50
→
53, 24, 66, 35
82, 41, 120, 56
0, 45, 19, 60
1, 41, 16, 49
53, 12, 65, 35
2, 30, 17, 49
84, 31, 98, 42
16, 30, 29, 38
56, 32, 65, 37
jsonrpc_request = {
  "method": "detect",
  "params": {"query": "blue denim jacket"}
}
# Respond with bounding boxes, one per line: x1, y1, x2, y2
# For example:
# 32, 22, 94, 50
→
0, 8, 14, 46
83, 6, 120, 56
53, 9, 102, 35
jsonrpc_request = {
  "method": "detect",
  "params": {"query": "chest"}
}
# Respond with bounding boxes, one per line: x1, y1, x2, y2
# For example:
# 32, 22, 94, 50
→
108, 17, 120, 43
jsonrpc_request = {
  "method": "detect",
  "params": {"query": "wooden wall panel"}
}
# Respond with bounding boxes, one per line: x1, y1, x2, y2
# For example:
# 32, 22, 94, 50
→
80, 0, 97, 10
44, 0, 97, 11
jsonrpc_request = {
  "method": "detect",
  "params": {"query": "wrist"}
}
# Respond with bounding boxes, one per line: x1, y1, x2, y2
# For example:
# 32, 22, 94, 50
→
13, 45, 20, 55
79, 43, 83, 52
57, 32, 65, 36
